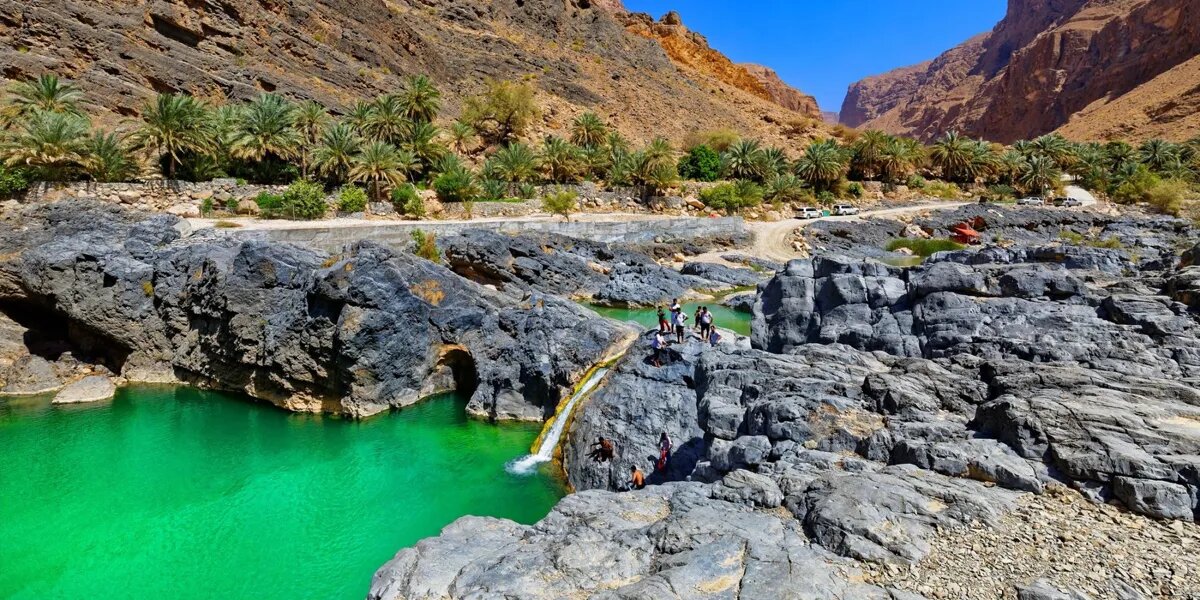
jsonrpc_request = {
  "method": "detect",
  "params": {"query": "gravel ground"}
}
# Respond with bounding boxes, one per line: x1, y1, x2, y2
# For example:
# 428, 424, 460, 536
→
863, 485, 1200, 599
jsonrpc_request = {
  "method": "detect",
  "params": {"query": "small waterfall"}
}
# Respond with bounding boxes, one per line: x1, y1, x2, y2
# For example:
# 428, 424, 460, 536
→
506, 367, 610, 475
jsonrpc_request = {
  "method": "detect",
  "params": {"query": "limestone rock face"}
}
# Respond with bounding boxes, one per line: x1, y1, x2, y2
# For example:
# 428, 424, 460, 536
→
52, 375, 116, 404
840, 0, 1200, 141
739, 63, 822, 116
0, 202, 630, 420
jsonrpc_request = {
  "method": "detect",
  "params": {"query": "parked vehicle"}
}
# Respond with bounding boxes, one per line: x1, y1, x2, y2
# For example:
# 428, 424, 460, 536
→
796, 207, 822, 219
832, 204, 860, 216
1055, 197, 1082, 207
1017, 197, 1045, 206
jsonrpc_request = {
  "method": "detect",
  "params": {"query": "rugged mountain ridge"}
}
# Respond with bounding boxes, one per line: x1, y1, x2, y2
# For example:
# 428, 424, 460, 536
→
841, 0, 1200, 142
0, 0, 821, 145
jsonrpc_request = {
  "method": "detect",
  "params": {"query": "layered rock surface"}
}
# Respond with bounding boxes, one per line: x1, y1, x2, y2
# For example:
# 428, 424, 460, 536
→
372, 209, 1199, 599
0, 203, 631, 419
841, 0, 1200, 141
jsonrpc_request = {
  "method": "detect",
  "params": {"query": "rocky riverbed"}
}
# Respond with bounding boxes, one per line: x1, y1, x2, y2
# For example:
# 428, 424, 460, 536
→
371, 206, 1200, 599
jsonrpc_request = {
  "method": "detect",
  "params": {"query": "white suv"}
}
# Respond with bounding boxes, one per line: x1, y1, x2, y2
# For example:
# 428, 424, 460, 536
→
796, 207, 822, 219
1017, 197, 1045, 206
832, 204, 860, 216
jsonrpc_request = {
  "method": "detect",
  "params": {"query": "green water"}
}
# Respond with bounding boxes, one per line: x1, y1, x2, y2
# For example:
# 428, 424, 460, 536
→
586, 301, 753, 336
0, 387, 563, 600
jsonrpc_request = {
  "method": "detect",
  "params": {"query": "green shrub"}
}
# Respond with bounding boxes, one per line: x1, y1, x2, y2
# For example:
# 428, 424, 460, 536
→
480, 179, 507, 201
985, 184, 1018, 202
517, 182, 537, 199
0, 165, 31, 198
885, 238, 966, 257
279, 180, 328, 220
699, 181, 762, 214
1058, 230, 1085, 244
200, 197, 214, 216
542, 189, 578, 221
1111, 165, 1158, 204
254, 191, 285, 213
224, 197, 238, 212
432, 167, 479, 203
410, 229, 440, 263
924, 180, 961, 199
1087, 236, 1124, 249
1145, 179, 1190, 216
391, 184, 419, 213
816, 190, 836, 205
846, 181, 864, 199
677, 145, 721, 182
337, 186, 369, 213
906, 174, 927, 189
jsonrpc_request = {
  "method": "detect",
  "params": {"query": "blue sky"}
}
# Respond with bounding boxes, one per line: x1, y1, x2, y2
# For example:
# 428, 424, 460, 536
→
621, 1, 1007, 112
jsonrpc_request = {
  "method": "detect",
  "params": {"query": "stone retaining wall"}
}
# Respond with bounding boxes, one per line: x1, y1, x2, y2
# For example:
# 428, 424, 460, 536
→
220, 216, 748, 253
24, 180, 290, 213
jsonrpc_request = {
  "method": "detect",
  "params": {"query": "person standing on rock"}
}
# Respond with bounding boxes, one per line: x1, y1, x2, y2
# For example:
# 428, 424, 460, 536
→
656, 306, 670, 333
656, 432, 672, 472
651, 331, 666, 367
699, 307, 714, 340
693, 306, 703, 335
673, 309, 688, 344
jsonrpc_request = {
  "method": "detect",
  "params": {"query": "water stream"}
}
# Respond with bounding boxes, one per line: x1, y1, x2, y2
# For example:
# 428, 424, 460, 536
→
506, 366, 610, 475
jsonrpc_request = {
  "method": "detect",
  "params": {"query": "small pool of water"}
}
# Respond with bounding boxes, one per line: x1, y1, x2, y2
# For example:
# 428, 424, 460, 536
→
586, 301, 753, 336
0, 386, 563, 600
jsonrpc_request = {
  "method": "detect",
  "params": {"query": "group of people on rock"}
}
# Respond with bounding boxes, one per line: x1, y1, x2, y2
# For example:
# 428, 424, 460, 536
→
651, 299, 722, 367
588, 432, 673, 492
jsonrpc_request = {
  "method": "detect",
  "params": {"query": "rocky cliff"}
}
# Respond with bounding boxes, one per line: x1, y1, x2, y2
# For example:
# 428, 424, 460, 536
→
841, 0, 1200, 142
0, 202, 633, 420
1, 0, 820, 145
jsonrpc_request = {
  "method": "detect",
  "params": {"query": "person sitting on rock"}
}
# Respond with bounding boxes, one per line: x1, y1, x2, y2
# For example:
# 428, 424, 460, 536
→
673, 310, 688, 344
708, 328, 721, 348
588, 437, 614, 462
656, 306, 670, 333
629, 465, 646, 490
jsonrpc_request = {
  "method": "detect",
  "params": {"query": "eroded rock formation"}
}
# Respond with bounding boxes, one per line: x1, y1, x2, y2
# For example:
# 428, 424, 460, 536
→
841, 0, 1200, 142
0, 202, 632, 419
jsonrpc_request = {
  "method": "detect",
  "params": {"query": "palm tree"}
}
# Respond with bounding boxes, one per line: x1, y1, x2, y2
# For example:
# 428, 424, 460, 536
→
82, 130, 140, 182
721, 139, 765, 181
877, 136, 924, 183
449, 121, 476, 155
995, 149, 1026, 185
793, 139, 848, 191
539, 135, 583, 183
760, 147, 789, 178
965, 140, 999, 183
398, 75, 441, 123
294, 101, 329, 179
364, 95, 408, 144
851, 130, 891, 180
400, 120, 445, 170
1027, 133, 1077, 171
570, 112, 608, 149
346, 100, 375, 135
394, 148, 421, 183
132, 93, 212, 180
3, 74, 84, 122
1, 111, 89, 181
486, 142, 538, 187
642, 137, 675, 170
763, 173, 805, 203
1139, 139, 1181, 173
228, 93, 300, 164
928, 131, 974, 182
313, 122, 361, 184
1018, 154, 1061, 196
1105, 140, 1137, 171
349, 141, 406, 202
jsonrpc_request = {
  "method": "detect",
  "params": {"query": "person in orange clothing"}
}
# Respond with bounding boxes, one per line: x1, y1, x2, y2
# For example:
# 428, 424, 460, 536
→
629, 465, 646, 490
